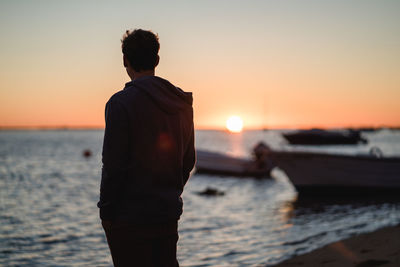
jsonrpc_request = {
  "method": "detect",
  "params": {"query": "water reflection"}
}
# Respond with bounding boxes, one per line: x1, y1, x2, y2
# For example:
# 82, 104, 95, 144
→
225, 131, 244, 157
292, 195, 400, 216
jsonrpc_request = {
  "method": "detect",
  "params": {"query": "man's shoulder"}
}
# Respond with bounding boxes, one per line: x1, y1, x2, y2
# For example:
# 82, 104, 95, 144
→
107, 84, 144, 105
105, 91, 124, 111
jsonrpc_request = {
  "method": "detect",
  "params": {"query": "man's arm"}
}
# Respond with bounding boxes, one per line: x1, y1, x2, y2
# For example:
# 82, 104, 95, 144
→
97, 97, 130, 220
182, 125, 196, 186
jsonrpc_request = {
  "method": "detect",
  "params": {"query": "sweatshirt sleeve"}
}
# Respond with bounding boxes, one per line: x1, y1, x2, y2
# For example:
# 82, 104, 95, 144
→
97, 97, 130, 220
182, 125, 196, 186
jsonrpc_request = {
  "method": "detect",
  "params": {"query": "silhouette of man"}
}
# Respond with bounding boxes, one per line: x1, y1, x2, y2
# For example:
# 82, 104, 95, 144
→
98, 29, 195, 267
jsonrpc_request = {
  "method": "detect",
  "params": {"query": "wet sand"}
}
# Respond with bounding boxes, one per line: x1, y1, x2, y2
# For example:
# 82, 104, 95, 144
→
273, 224, 400, 267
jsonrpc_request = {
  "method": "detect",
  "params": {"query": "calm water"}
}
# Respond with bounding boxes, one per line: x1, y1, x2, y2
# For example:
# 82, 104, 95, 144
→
1, 129, 400, 266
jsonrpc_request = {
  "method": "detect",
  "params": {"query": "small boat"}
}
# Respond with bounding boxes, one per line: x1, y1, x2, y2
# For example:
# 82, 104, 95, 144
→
282, 129, 367, 145
195, 149, 273, 178
270, 149, 400, 196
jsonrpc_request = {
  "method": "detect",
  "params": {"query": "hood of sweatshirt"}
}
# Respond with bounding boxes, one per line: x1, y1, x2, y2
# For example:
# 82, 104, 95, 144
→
126, 76, 192, 115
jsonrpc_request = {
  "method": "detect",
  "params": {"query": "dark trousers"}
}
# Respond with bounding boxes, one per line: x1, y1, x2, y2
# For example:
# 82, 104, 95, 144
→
102, 220, 179, 267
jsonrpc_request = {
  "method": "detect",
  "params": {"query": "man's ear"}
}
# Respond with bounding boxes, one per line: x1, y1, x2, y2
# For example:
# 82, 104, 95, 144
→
155, 55, 160, 68
123, 55, 128, 68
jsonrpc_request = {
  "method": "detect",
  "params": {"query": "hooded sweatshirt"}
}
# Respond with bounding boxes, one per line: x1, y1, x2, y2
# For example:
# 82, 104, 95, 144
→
97, 76, 195, 223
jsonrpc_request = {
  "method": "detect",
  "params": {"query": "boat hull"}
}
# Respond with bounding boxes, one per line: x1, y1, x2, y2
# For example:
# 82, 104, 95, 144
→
196, 150, 271, 178
271, 151, 400, 195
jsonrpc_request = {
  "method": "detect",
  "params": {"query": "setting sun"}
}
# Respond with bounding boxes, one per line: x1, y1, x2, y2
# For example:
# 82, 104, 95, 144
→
226, 116, 243, 133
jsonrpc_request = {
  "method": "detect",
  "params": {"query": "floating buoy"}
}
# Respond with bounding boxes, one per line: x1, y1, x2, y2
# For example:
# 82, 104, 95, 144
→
83, 149, 92, 158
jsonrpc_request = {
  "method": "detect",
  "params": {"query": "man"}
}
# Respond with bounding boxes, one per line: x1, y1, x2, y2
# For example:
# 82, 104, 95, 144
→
98, 29, 195, 267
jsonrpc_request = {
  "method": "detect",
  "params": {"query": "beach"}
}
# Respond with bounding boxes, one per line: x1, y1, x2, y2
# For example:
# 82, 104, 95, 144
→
273, 224, 400, 267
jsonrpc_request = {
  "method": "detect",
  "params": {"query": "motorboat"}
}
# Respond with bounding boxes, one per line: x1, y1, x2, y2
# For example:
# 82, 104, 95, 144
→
270, 149, 400, 196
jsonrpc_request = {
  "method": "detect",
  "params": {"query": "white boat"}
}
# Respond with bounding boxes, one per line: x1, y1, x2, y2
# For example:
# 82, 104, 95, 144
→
270, 150, 400, 195
195, 150, 273, 178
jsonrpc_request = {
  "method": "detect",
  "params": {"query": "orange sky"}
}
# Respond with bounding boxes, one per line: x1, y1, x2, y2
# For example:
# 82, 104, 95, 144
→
1, 1, 399, 130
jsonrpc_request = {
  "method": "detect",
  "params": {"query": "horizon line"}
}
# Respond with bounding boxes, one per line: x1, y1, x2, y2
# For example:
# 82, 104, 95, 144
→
1, 124, 399, 131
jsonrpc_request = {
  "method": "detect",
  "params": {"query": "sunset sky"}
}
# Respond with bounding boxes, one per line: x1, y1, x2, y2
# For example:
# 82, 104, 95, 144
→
1, 0, 399, 129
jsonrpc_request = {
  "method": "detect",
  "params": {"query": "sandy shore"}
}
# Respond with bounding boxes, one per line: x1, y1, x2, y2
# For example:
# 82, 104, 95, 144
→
273, 224, 400, 267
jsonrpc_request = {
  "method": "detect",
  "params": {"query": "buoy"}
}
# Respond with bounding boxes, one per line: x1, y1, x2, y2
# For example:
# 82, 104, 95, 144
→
83, 149, 92, 158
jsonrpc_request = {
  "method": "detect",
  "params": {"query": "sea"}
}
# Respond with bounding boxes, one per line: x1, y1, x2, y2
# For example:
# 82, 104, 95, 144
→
1, 129, 400, 267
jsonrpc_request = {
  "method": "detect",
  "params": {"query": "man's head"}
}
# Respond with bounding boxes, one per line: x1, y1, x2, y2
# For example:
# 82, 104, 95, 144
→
122, 29, 160, 74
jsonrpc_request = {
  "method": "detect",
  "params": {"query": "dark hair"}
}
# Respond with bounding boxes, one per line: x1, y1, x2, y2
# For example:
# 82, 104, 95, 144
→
121, 29, 160, 72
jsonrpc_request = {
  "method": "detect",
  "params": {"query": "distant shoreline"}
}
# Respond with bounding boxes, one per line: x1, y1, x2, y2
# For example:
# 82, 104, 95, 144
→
0, 126, 104, 131
1, 126, 400, 131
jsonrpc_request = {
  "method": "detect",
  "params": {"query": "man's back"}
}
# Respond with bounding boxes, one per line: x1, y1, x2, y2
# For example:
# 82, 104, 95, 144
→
99, 75, 195, 223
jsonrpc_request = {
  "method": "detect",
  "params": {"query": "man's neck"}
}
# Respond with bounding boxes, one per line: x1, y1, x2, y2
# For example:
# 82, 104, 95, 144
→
132, 69, 155, 81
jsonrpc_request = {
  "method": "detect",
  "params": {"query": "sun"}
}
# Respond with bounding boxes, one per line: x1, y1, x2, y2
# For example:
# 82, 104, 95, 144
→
226, 116, 243, 133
